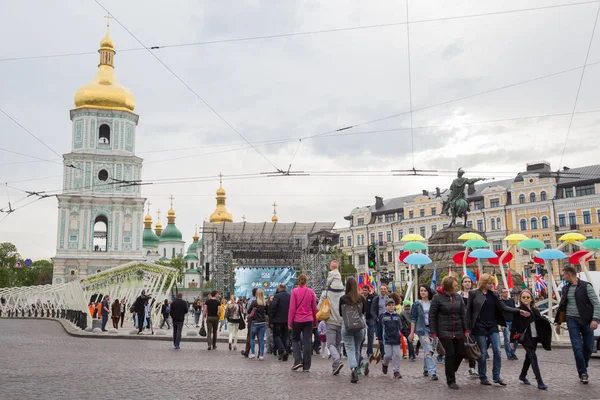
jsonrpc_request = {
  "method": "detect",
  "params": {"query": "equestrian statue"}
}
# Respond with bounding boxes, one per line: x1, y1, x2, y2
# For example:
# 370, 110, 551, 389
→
442, 168, 486, 226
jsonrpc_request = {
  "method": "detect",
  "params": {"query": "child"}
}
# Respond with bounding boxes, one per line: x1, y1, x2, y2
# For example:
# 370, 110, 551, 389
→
317, 320, 328, 359
401, 300, 416, 361
381, 299, 403, 379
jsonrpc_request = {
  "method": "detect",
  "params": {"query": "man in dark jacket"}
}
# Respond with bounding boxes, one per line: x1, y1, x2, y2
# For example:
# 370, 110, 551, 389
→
555, 266, 600, 384
133, 290, 147, 334
169, 292, 188, 349
500, 287, 518, 360
370, 284, 391, 359
362, 285, 376, 357
269, 283, 291, 360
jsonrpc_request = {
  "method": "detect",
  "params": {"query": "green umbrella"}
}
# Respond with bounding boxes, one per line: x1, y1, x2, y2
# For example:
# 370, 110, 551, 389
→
463, 239, 489, 249
517, 238, 545, 250
403, 241, 428, 251
582, 238, 600, 250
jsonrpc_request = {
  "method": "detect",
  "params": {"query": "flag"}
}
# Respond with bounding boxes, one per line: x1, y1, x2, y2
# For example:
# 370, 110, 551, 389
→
448, 265, 452, 275
535, 267, 547, 292
507, 268, 514, 289
464, 268, 477, 283
391, 281, 396, 293
357, 273, 364, 288
521, 273, 527, 289
475, 267, 481, 283
430, 267, 437, 292
493, 274, 498, 290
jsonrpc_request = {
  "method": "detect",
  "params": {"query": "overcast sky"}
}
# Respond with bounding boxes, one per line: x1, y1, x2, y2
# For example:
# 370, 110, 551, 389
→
1, 0, 600, 261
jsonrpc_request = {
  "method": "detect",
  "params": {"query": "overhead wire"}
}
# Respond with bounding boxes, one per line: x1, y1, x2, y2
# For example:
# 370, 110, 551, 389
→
0, 108, 64, 159
405, 0, 415, 168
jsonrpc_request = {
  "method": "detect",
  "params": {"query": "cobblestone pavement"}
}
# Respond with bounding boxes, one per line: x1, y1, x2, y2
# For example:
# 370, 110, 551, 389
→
0, 320, 599, 400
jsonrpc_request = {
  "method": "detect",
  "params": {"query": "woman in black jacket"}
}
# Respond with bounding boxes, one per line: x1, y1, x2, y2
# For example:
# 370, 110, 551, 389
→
510, 289, 551, 390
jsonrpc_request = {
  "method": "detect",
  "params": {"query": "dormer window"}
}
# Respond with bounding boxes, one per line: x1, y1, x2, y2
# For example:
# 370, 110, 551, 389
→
99, 124, 110, 144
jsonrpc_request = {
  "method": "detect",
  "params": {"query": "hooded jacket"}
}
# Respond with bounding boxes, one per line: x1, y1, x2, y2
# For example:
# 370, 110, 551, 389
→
429, 287, 469, 340
326, 268, 345, 290
318, 286, 344, 326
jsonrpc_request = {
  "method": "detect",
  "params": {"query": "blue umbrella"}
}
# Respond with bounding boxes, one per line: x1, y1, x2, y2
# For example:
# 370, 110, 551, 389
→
469, 249, 497, 259
404, 253, 432, 265
536, 249, 567, 260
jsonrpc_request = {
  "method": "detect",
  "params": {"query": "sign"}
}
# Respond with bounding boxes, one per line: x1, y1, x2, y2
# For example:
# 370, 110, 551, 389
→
234, 267, 297, 298
13, 261, 22, 269
24, 259, 32, 267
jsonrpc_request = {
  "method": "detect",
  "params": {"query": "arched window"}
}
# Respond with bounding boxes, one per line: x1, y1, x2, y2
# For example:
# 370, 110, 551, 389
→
172, 248, 176, 258
531, 217, 538, 230
496, 217, 501, 230
163, 248, 166, 258
519, 194, 525, 204
99, 124, 110, 144
541, 216, 549, 229
540, 191, 547, 201
491, 219, 496, 230
93, 215, 108, 252
520, 219, 527, 231
530, 192, 536, 203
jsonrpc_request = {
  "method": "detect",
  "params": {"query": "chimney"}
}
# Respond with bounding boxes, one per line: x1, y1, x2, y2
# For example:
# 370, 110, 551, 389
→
435, 187, 441, 197
375, 196, 384, 209
422, 190, 429, 197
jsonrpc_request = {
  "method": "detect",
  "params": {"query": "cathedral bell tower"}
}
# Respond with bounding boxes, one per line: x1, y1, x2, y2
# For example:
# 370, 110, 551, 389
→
52, 21, 146, 283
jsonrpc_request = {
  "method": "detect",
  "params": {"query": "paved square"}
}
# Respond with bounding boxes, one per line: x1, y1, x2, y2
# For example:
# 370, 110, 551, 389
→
0, 319, 598, 400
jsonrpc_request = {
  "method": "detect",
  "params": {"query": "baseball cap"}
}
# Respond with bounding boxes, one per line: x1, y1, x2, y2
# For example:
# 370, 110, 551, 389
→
386, 299, 395, 306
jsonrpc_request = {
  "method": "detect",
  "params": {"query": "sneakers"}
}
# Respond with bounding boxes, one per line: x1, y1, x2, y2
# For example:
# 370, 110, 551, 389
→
350, 369, 358, 383
356, 367, 362, 375
174, 345, 180, 350
431, 374, 438, 381
282, 354, 288, 362
448, 383, 459, 390
519, 375, 530, 385
394, 371, 402, 379
258, 356, 264, 361
468, 368, 479, 378
423, 371, 429, 377
207, 346, 212, 351
333, 362, 344, 376
229, 343, 232, 351
537, 382, 548, 390
581, 373, 589, 384
382, 363, 388, 375
402, 354, 407, 359
494, 378, 507, 386
291, 364, 303, 371
362, 360, 370, 377
409, 357, 416, 362
248, 353, 256, 359
480, 379, 492, 386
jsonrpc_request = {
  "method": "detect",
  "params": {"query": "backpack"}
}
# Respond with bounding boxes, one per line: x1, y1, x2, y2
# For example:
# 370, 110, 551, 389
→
341, 302, 365, 333
165, 305, 170, 314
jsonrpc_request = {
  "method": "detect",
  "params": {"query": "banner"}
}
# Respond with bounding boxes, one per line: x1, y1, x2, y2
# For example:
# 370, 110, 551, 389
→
234, 267, 297, 298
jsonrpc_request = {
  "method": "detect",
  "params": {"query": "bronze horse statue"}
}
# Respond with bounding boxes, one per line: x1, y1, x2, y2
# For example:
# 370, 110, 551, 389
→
445, 198, 469, 227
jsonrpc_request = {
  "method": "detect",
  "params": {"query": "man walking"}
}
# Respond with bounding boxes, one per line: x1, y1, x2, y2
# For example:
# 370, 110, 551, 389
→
133, 290, 147, 334
204, 290, 221, 350
241, 288, 258, 357
555, 266, 600, 384
362, 285, 376, 358
318, 260, 345, 375
270, 284, 291, 361
500, 287, 518, 360
170, 292, 188, 349
101, 295, 110, 332
371, 284, 391, 359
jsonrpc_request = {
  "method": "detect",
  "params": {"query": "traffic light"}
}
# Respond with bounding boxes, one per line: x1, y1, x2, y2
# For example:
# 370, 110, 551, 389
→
368, 245, 377, 268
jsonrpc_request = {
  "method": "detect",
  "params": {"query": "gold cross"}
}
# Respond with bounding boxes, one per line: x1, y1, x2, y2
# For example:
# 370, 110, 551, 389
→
218, 172, 223, 187
272, 202, 277, 213
156, 209, 161, 221
146, 200, 152, 215
169, 194, 175, 209
242, 215, 246, 222
104, 15, 113, 28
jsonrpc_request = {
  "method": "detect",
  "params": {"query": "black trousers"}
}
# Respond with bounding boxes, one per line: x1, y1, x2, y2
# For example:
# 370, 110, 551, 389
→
244, 321, 253, 355
440, 338, 465, 385
120, 312, 125, 328
292, 321, 313, 370
273, 323, 289, 355
172, 320, 184, 346
137, 311, 145, 333
521, 339, 543, 382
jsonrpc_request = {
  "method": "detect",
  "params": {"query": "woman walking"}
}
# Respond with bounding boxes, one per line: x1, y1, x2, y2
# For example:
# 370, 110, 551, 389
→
226, 295, 242, 351
429, 276, 470, 390
339, 277, 367, 383
193, 299, 202, 327
288, 274, 318, 372
511, 289, 550, 390
111, 298, 121, 329
459, 276, 478, 378
466, 273, 528, 386
120, 298, 126, 328
160, 299, 171, 329
409, 285, 438, 381
248, 289, 268, 360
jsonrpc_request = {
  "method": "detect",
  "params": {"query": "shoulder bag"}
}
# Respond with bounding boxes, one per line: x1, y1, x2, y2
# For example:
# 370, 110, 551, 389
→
238, 305, 246, 330
316, 288, 331, 321
463, 335, 481, 361
341, 302, 365, 333
199, 320, 207, 337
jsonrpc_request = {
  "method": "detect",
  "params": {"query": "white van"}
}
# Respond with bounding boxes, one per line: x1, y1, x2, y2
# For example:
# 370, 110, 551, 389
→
578, 271, 600, 353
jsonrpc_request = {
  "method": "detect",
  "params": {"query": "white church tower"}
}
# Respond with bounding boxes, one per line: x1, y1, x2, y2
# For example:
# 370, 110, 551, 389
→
52, 23, 145, 283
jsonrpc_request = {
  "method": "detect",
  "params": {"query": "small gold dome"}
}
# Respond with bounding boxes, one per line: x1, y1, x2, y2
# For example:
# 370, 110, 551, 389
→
216, 187, 226, 196
192, 230, 199, 242
271, 215, 279, 223
210, 173, 233, 223
74, 27, 136, 112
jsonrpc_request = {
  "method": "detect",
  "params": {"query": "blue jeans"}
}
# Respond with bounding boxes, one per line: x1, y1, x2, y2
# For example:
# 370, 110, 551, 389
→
342, 326, 365, 370
503, 321, 517, 358
419, 330, 437, 376
250, 322, 266, 356
474, 332, 502, 381
101, 312, 108, 330
566, 317, 595, 375
366, 319, 376, 356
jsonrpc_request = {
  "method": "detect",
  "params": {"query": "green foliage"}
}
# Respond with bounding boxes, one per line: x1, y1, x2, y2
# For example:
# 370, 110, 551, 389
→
0, 242, 54, 287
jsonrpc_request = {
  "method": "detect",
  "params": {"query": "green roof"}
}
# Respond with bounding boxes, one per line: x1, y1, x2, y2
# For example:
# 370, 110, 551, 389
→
187, 242, 198, 253
142, 228, 159, 248
185, 268, 201, 274
159, 222, 183, 242
184, 253, 199, 261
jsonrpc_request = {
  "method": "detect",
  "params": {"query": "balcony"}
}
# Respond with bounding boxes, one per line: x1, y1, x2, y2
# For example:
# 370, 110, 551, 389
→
555, 224, 579, 232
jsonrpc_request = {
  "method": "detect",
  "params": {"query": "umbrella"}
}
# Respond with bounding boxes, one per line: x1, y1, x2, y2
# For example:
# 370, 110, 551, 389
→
452, 251, 476, 265
536, 249, 567, 260
399, 250, 410, 263
469, 249, 498, 259
559, 232, 586, 242
463, 239, 489, 249
569, 250, 592, 265
403, 241, 428, 251
532, 256, 544, 264
401, 233, 426, 242
503, 233, 529, 242
518, 238, 545, 250
458, 232, 484, 241
404, 253, 432, 265
582, 238, 600, 250
489, 250, 513, 265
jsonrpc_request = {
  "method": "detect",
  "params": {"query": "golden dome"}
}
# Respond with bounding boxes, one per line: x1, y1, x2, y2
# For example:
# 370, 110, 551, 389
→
271, 201, 278, 223
210, 173, 233, 223
74, 27, 136, 112
192, 230, 199, 242
144, 213, 152, 228
271, 215, 279, 223
155, 209, 163, 236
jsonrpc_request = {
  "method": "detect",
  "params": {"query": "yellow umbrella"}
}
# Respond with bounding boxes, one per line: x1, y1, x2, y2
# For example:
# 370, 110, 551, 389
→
559, 232, 586, 242
458, 232, 484, 241
401, 233, 426, 242
503, 233, 529, 243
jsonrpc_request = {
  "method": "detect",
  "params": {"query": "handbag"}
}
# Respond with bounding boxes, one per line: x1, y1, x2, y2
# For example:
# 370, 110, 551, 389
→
463, 336, 482, 361
199, 321, 207, 337
316, 290, 331, 321
238, 305, 246, 330
517, 326, 528, 345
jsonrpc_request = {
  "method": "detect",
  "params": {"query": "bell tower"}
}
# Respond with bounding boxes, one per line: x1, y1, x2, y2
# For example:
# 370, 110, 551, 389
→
52, 21, 145, 284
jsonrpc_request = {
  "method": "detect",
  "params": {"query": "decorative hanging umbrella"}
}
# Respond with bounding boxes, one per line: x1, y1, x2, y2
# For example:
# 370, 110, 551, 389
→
404, 253, 432, 265
401, 233, 426, 242
403, 241, 428, 251
532, 256, 544, 264
569, 250, 593, 265
489, 250, 513, 265
518, 238, 545, 250
469, 249, 498, 259
582, 238, 600, 250
559, 232, 586, 242
503, 233, 529, 242
399, 250, 410, 264
452, 251, 476, 265
463, 239, 490, 249
458, 232, 484, 241
536, 249, 567, 260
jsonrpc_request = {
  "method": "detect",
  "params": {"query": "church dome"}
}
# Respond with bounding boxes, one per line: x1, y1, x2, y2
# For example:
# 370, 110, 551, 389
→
143, 228, 159, 248
160, 223, 183, 242
74, 28, 136, 112
210, 174, 233, 223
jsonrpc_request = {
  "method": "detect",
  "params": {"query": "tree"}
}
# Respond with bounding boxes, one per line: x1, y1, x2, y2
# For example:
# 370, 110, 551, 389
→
30, 260, 54, 285
329, 248, 356, 281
